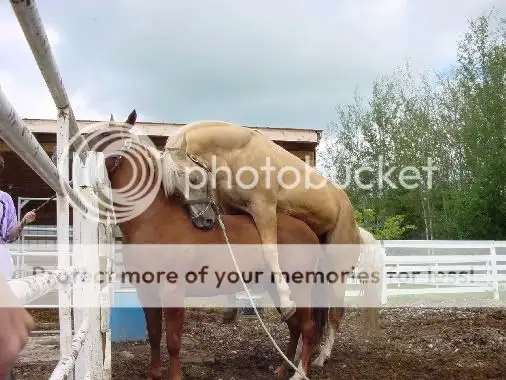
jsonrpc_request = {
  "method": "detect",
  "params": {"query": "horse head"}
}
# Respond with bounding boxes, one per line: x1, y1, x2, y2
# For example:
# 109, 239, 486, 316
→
160, 144, 218, 230
67, 109, 216, 230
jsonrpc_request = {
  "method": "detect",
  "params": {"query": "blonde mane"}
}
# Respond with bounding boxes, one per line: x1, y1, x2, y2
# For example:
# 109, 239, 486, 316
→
160, 150, 180, 196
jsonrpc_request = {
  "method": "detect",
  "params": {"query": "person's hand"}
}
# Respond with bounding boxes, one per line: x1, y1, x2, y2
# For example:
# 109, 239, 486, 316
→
0, 277, 35, 377
21, 210, 36, 225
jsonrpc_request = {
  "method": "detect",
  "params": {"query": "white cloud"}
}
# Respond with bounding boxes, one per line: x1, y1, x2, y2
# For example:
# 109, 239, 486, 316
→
0, 14, 106, 122
0, 17, 60, 50
0, 70, 108, 121
0, 19, 23, 44
1, 1, 505, 130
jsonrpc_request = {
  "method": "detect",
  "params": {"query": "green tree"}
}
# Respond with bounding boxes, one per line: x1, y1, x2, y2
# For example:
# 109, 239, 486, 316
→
355, 208, 416, 240
319, 10, 506, 240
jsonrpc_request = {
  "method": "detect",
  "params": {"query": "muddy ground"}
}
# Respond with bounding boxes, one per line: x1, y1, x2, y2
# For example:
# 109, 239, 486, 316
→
13, 305, 506, 379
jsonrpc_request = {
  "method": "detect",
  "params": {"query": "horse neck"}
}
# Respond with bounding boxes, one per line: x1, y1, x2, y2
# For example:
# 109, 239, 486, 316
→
108, 154, 190, 240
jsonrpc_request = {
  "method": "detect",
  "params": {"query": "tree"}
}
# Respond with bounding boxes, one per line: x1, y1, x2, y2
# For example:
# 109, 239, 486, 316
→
319, 9, 506, 240
355, 208, 416, 240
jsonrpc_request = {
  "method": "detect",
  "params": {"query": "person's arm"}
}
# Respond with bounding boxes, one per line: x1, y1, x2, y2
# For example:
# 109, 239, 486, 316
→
5, 211, 36, 243
4, 194, 36, 243
0, 275, 35, 377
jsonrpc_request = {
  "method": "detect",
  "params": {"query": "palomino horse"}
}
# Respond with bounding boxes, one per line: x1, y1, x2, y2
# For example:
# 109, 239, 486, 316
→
161, 121, 383, 325
88, 110, 330, 380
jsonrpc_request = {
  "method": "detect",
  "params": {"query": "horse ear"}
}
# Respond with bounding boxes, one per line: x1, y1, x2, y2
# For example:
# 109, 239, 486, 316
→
110, 114, 114, 122
126, 109, 137, 126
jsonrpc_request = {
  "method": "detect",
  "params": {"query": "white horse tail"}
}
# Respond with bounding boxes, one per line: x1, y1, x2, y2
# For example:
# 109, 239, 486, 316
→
356, 226, 385, 335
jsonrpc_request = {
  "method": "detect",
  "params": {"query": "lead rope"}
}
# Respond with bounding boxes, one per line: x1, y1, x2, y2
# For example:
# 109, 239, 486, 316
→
215, 214, 309, 380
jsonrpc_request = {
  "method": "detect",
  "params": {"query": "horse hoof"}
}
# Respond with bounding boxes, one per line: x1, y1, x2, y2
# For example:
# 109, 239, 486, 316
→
281, 306, 297, 322
222, 311, 238, 324
274, 366, 287, 379
312, 357, 326, 367
289, 372, 306, 380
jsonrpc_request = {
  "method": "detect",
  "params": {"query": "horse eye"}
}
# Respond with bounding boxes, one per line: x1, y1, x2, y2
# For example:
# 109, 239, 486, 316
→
191, 171, 206, 184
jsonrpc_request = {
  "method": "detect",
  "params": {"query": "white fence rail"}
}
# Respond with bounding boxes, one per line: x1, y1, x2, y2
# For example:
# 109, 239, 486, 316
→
8, 267, 78, 305
381, 240, 506, 302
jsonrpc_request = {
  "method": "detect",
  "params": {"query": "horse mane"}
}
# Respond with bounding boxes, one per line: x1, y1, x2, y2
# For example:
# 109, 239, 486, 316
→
160, 150, 180, 197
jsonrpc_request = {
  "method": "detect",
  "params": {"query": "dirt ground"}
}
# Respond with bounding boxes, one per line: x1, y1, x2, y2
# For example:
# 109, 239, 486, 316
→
13, 306, 506, 380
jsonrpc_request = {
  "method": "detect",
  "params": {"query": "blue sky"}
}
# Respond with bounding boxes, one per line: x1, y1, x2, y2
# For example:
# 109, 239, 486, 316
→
0, 0, 504, 131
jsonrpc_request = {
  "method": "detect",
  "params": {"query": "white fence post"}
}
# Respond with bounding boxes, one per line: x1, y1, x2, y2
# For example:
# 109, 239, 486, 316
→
490, 244, 500, 300
56, 107, 73, 380
97, 152, 114, 380
72, 152, 104, 379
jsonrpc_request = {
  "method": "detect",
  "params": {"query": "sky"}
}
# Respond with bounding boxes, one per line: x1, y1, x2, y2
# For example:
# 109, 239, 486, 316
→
0, 0, 504, 132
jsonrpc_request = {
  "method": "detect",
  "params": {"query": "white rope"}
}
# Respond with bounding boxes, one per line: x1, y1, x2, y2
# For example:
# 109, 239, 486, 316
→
216, 215, 310, 380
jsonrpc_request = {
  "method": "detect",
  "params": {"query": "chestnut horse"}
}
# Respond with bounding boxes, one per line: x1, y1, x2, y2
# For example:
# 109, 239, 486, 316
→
89, 110, 329, 380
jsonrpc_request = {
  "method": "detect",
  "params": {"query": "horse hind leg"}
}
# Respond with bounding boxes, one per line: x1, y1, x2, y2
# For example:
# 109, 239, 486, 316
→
252, 205, 296, 320
274, 314, 302, 379
289, 308, 319, 380
312, 307, 343, 367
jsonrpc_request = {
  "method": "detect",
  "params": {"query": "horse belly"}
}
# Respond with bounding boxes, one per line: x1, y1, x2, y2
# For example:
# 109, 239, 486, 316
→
276, 187, 338, 236
185, 246, 268, 297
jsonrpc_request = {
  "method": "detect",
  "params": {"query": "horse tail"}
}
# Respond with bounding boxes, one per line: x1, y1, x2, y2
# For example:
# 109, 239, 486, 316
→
355, 227, 385, 335
323, 196, 382, 335
311, 249, 329, 343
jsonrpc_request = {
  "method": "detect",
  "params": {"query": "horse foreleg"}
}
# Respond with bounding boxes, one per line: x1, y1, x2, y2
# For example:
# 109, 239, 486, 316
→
137, 285, 163, 380
252, 206, 296, 320
289, 309, 316, 380
165, 307, 185, 380
142, 307, 163, 379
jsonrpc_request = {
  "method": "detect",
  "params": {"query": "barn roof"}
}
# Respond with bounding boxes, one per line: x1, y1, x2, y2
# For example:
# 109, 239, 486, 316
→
22, 118, 323, 145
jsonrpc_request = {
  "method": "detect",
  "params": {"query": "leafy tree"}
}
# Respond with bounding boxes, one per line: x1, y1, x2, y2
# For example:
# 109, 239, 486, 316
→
319, 9, 506, 240
355, 208, 416, 240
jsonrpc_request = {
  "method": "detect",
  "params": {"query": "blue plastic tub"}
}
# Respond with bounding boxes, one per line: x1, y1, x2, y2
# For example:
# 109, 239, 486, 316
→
110, 290, 147, 342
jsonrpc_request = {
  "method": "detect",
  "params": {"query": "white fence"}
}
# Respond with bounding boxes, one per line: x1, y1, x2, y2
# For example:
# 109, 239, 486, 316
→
0, 1, 114, 379
381, 240, 506, 302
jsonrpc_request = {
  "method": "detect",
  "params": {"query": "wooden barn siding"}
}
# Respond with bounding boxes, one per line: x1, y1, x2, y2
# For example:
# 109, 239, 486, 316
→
0, 134, 317, 225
